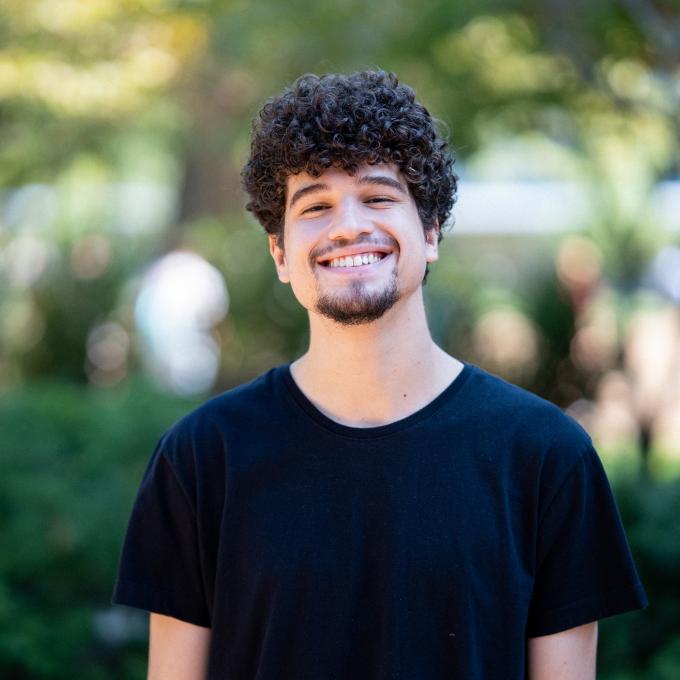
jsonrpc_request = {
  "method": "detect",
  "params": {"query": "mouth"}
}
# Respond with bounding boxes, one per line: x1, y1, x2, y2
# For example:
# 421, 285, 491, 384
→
317, 251, 393, 274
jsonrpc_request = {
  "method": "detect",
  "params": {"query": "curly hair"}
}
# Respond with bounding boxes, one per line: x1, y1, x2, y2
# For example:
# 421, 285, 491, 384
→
241, 70, 458, 281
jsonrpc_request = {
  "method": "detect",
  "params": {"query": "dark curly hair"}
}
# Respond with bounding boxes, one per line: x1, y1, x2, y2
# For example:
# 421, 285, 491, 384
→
241, 70, 458, 282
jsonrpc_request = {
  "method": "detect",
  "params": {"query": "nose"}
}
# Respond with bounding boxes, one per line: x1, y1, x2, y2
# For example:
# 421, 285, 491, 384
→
326, 197, 374, 241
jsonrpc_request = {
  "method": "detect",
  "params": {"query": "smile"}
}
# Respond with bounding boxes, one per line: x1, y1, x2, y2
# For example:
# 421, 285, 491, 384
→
321, 251, 387, 269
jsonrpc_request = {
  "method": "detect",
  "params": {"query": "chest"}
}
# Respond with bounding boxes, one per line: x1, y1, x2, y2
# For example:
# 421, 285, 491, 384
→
220, 442, 535, 599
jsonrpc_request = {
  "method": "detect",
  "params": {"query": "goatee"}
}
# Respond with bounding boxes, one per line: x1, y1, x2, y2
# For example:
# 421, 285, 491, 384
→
314, 270, 400, 326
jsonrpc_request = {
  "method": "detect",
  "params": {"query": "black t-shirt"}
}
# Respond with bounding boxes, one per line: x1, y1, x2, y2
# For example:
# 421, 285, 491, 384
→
112, 361, 647, 679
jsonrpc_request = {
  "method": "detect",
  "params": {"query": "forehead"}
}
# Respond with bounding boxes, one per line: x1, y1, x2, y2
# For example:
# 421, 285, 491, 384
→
285, 162, 402, 195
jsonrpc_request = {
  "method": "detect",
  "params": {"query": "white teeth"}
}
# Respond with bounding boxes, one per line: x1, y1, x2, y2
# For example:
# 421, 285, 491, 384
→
327, 252, 386, 268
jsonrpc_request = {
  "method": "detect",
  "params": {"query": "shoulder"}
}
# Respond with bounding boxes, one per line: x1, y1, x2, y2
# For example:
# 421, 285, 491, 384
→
467, 363, 592, 444
464, 362, 594, 481
170, 364, 280, 434
155, 364, 283, 481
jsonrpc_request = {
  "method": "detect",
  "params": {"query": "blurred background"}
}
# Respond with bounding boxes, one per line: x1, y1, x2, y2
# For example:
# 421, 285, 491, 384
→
1, 0, 679, 677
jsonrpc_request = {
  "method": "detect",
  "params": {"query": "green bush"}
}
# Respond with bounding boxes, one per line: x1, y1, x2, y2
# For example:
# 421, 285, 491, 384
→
598, 471, 680, 679
0, 377, 198, 679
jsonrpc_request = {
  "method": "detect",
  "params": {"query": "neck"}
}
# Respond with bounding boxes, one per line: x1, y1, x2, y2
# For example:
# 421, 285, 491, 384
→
290, 288, 463, 427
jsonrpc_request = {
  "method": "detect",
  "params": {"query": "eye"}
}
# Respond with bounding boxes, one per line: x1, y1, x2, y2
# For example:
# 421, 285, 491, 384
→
301, 204, 328, 214
365, 196, 395, 205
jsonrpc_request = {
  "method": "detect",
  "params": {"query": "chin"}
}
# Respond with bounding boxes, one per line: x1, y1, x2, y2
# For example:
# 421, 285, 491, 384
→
314, 285, 401, 326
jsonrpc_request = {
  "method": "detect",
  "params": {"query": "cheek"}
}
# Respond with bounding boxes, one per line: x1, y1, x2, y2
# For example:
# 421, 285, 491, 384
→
287, 252, 318, 294
287, 265, 319, 311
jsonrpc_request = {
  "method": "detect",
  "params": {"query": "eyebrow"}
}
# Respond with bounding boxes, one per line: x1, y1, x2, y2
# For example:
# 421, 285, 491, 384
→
288, 183, 329, 210
288, 175, 407, 210
357, 175, 407, 194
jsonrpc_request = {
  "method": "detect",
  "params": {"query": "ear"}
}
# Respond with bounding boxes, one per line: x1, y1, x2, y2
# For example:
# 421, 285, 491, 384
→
268, 233, 290, 284
424, 221, 439, 264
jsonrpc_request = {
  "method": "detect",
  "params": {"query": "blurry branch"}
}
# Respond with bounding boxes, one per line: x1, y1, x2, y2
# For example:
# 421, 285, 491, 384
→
618, 0, 680, 62
537, 0, 600, 83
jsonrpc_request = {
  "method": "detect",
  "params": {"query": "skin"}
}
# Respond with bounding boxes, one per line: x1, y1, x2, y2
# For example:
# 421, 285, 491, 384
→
148, 613, 210, 680
147, 161, 599, 678
528, 621, 598, 679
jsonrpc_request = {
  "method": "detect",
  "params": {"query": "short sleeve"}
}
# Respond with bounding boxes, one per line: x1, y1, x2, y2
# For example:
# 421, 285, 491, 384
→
526, 445, 648, 637
112, 433, 210, 627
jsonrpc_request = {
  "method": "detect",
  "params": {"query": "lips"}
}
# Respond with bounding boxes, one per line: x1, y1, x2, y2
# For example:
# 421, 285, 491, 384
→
317, 246, 393, 265
320, 251, 394, 274
320, 252, 384, 268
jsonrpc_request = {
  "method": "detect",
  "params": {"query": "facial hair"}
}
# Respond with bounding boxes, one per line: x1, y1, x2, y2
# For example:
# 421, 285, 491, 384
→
314, 267, 401, 326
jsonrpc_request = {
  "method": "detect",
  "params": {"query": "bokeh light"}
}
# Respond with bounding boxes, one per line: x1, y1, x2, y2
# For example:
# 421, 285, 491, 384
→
1, 235, 56, 288
86, 321, 130, 387
134, 250, 229, 395
472, 307, 539, 381
70, 234, 112, 280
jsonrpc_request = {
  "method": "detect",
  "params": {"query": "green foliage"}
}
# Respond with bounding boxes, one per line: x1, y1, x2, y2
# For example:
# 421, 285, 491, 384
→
598, 472, 680, 679
0, 377, 199, 679
2, 0, 678, 388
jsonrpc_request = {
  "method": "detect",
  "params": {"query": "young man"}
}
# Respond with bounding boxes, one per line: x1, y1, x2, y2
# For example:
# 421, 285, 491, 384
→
113, 71, 648, 679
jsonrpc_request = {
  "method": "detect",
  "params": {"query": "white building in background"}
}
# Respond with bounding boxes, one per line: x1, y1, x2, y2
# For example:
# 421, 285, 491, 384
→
452, 179, 680, 235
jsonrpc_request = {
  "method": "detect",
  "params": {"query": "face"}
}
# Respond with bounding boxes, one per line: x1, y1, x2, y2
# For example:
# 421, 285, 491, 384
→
269, 163, 439, 326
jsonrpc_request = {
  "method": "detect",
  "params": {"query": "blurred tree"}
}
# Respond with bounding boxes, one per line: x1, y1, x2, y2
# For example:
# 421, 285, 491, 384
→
1, 1, 679, 678
0, 0, 207, 184
2, 0, 679, 385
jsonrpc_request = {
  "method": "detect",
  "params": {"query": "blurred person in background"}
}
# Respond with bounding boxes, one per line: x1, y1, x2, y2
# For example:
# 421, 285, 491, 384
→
112, 70, 647, 679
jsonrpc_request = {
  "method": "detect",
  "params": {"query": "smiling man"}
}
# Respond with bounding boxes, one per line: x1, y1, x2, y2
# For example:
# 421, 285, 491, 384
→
112, 71, 648, 679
